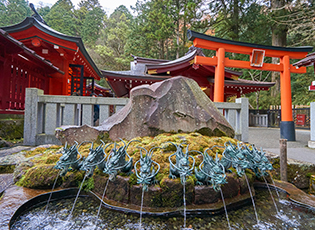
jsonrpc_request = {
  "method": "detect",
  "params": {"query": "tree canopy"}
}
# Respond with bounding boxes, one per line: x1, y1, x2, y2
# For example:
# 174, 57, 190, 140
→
1, 0, 315, 107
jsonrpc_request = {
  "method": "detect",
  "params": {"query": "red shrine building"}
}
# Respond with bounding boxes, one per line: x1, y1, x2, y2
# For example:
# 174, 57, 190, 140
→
0, 16, 102, 113
102, 46, 275, 101
293, 52, 315, 91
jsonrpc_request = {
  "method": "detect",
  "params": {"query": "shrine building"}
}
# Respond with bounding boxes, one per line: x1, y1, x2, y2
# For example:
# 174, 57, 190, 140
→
102, 46, 275, 100
0, 16, 102, 113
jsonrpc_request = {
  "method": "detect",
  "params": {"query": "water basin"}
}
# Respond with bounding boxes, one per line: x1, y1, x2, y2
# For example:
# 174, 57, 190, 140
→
10, 188, 315, 230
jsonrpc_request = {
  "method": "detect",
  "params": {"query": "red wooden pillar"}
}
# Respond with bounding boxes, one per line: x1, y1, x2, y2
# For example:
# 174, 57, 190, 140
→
280, 55, 295, 141
214, 48, 225, 102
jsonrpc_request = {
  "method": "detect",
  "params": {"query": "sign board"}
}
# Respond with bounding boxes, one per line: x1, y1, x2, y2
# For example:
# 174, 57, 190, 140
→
296, 114, 306, 126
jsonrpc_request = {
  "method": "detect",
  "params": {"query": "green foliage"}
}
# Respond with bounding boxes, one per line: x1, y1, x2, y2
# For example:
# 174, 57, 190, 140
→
36, 5, 51, 18
76, 0, 105, 46
44, 0, 78, 36
80, 177, 95, 192
93, 10, 132, 70
247, 90, 280, 110
291, 67, 315, 105
126, 0, 175, 59
0, 0, 31, 27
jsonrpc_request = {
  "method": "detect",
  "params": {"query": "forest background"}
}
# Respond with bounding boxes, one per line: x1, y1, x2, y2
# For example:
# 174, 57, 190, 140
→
1, 0, 315, 109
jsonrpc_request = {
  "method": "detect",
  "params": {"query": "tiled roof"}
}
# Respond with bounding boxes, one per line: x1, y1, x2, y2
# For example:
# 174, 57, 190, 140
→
0, 28, 63, 74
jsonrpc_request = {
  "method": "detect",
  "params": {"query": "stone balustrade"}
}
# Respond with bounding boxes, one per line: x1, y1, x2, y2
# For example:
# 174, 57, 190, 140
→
23, 88, 248, 145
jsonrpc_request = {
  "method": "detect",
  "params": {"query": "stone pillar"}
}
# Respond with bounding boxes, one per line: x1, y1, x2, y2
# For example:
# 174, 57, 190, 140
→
63, 104, 76, 125
45, 103, 57, 135
23, 88, 43, 145
82, 104, 93, 126
236, 97, 249, 142
99, 105, 110, 123
309, 102, 315, 148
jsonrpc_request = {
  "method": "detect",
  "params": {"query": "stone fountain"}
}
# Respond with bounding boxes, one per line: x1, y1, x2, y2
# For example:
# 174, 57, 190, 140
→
6, 76, 315, 229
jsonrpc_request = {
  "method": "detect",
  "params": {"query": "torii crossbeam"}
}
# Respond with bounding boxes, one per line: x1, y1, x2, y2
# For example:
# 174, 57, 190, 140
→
188, 30, 313, 141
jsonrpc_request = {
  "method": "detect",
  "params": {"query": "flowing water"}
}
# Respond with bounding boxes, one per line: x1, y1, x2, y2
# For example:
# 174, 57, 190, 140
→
183, 183, 186, 229
270, 175, 280, 198
220, 187, 231, 230
68, 174, 87, 220
263, 176, 279, 214
139, 188, 145, 230
94, 179, 110, 230
44, 173, 60, 214
10, 189, 315, 230
245, 174, 260, 226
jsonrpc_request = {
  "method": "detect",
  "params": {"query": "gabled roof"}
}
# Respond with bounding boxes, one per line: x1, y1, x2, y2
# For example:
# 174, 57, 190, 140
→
144, 47, 242, 77
188, 30, 313, 53
1, 17, 101, 79
0, 28, 63, 74
293, 52, 315, 67
102, 46, 274, 97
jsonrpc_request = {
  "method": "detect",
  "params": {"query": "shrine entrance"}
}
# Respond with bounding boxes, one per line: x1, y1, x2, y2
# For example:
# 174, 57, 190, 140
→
69, 64, 95, 96
188, 30, 313, 141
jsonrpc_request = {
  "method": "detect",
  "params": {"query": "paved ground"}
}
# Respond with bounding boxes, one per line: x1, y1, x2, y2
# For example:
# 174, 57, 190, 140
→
248, 127, 315, 164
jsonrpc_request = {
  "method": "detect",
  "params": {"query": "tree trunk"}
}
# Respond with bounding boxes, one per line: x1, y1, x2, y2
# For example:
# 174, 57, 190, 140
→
256, 91, 260, 109
270, 0, 288, 97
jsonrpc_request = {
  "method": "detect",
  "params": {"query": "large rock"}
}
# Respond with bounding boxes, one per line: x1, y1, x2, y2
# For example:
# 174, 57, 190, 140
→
56, 76, 234, 143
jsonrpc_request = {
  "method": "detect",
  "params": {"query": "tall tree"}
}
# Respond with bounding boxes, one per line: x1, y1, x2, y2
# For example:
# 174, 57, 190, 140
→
36, 4, 51, 19
269, 0, 289, 97
170, 0, 210, 58
93, 6, 133, 70
208, 0, 249, 40
0, 0, 31, 26
44, 0, 78, 36
77, 0, 105, 45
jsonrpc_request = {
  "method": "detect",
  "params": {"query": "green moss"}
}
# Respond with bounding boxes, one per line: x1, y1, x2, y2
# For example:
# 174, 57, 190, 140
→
96, 132, 112, 144
80, 177, 95, 192
128, 173, 137, 186
17, 164, 60, 188
0, 165, 15, 173
306, 172, 315, 178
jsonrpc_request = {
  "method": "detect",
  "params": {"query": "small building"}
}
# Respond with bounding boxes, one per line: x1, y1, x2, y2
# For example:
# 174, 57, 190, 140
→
102, 46, 275, 101
0, 28, 62, 114
0, 16, 102, 113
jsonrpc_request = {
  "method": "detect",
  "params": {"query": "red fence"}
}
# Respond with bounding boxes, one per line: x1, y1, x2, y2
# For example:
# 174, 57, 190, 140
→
0, 59, 47, 114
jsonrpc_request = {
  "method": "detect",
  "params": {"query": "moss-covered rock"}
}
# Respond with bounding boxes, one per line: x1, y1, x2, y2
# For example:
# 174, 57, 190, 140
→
0, 119, 24, 140
0, 165, 15, 174
16, 164, 60, 189
12, 132, 259, 209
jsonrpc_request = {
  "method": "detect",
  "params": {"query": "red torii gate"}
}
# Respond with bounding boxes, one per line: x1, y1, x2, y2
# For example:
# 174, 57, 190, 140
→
188, 30, 313, 141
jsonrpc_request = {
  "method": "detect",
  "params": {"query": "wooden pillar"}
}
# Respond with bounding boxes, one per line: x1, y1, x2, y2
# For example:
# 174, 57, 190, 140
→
280, 55, 295, 141
63, 59, 69, 95
279, 139, 288, 181
214, 48, 225, 102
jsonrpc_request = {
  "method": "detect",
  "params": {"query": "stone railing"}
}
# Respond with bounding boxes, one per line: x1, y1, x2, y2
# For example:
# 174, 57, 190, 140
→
249, 113, 268, 127
214, 97, 249, 142
23, 88, 128, 145
23, 88, 248, 145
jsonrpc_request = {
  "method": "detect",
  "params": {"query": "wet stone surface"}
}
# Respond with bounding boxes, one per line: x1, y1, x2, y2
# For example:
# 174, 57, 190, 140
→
0, 173, 14, 194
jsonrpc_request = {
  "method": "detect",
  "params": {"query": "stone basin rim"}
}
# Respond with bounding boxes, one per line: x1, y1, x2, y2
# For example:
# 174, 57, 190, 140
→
9, 186, 251, 228
10, 181, 315, 228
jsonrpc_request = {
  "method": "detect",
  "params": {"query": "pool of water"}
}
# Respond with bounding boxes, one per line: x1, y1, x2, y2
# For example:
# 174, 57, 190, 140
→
11, 189, 315, 230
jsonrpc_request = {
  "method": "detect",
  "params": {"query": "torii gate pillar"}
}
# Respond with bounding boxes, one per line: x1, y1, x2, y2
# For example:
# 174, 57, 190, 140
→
280, 55, 295, 140
188, 30, 313, 141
